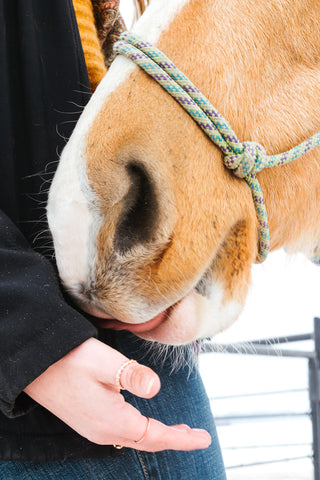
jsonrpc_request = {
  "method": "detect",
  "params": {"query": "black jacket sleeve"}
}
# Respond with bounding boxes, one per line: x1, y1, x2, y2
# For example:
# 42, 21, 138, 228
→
0, 0, 98, 418
0, 211, 97, 418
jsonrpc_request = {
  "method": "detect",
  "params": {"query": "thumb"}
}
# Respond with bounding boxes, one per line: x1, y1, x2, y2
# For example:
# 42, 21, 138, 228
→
120, 361, 161, 399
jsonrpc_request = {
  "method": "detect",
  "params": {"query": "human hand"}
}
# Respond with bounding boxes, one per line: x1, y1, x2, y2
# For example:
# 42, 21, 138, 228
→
24, 338, 211, 452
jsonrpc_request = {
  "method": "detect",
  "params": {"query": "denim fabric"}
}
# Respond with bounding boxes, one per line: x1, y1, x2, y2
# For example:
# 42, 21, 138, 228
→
0, 332, 226, 479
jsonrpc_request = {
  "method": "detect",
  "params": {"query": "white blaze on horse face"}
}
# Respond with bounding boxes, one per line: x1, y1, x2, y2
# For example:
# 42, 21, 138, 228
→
132, 0, 190, 40
47, 0, 190, 294
47, 57, 135, 290
47, 140, 91, 289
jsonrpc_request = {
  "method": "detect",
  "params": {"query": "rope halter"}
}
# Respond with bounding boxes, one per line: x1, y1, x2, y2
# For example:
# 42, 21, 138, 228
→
114, 32, 320, 265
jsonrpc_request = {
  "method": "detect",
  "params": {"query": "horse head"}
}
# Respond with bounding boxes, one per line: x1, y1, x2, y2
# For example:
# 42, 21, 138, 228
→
47, 0, 320, 344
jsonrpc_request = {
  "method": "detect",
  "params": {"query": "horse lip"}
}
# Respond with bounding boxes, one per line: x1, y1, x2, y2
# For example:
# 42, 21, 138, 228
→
78, 296, 173, 333
98, 309, 171, 333
79, 291, 189, 334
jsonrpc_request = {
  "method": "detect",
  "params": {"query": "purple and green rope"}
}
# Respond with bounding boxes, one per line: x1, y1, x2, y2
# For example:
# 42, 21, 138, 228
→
114, 32, 320, 265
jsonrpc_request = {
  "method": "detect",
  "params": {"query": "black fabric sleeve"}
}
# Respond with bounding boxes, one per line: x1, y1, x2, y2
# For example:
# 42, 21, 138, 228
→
0, 210, 98, 418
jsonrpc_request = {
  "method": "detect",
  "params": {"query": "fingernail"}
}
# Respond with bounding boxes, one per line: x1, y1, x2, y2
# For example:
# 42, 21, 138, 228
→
196, 432, 212, 447
171, 426, 189, 432
142, 375, 155, 394
173, 424, 190, 431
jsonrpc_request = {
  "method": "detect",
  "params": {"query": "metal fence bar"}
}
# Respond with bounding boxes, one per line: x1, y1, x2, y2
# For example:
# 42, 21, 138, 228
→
215, 412, 310, 424
211, 388, 307, 401
250, 333, 313, 345
201, 342, 315, 359
226, 455, 313, 471
309, 318, 320, 480
223, 442, 311, 450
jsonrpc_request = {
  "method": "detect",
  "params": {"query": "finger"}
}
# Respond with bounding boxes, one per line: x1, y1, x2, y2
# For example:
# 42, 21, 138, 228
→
91, 340, 160, 398
108, 401, 211, 452
122, 418, 211, 452
120, 361, 161, 398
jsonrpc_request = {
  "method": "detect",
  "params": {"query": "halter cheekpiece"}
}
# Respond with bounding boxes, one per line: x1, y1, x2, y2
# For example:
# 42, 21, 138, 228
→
114, 32, 320, 265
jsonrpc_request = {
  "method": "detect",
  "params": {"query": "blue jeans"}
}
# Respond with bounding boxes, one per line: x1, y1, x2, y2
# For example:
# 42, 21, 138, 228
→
0, 332, 226, 479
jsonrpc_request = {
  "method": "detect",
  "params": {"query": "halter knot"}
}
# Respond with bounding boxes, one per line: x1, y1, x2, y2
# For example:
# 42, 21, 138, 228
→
224, 141, 268, 178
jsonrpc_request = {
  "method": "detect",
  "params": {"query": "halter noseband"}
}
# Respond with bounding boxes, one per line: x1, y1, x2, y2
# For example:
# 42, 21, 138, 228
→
114, 32, 320, 265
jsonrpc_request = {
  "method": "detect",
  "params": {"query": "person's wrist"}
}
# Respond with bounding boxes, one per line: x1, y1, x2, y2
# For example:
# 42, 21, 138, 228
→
23, 337, 97, 398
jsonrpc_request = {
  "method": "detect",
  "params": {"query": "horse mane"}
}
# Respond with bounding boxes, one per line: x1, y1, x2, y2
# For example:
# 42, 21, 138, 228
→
133, 0, 150, 18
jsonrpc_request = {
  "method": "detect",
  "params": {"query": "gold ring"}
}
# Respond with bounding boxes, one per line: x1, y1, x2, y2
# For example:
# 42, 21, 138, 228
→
115, 359, 138, 390
113, 444, 123, 449
134, 416, 150, 444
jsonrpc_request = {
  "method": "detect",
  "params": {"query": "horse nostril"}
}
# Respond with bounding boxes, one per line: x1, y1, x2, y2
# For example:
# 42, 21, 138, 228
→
114, 162, 158, 254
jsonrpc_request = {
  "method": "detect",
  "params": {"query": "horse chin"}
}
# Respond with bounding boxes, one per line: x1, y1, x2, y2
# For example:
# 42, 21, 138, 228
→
137, 291, 202, 345
137, 290, 243, 345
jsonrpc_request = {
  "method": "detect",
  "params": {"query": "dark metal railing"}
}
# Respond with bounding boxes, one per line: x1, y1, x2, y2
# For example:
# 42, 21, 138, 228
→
200, 317, 320, 479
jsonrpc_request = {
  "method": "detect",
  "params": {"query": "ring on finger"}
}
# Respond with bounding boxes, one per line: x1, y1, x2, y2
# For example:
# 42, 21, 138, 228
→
134, 416, 150, 444
115, 359, 137, 390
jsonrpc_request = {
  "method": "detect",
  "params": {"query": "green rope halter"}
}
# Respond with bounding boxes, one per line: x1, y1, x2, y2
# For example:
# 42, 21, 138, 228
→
114, 32, 320, 265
